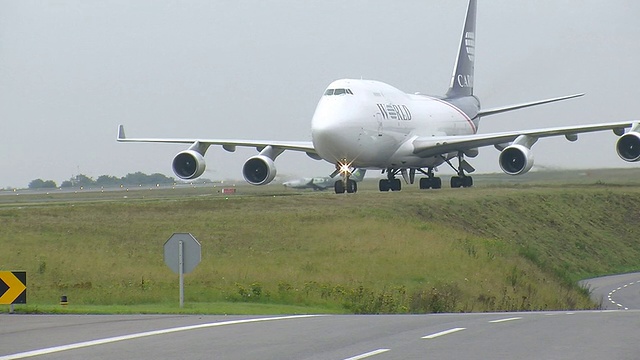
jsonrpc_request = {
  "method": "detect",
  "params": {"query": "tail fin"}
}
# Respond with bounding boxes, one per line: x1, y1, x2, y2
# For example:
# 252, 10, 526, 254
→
446, 0, 477, 98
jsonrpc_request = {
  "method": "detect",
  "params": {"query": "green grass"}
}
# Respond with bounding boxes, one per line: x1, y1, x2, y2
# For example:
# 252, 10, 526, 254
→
2, 169, 640, 314
16, 302, 342, 315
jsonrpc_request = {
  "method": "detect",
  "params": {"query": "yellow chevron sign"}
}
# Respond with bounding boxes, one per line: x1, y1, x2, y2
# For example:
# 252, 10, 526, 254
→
0, 271, 26, 305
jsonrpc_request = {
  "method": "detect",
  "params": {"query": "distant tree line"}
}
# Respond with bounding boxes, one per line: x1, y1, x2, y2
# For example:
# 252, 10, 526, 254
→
28, 172, 176, 189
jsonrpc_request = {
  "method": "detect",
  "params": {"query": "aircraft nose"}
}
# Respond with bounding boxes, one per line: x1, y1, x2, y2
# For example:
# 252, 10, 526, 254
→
311, 116, 361, 164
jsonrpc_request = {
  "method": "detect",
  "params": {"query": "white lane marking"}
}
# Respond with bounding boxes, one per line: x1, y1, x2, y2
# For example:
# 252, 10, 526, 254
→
0, 315, 320, 360
342, 349, 390, 360
488, 317, 522, 323
607, 280, 640, 310
422, 327, 466, 339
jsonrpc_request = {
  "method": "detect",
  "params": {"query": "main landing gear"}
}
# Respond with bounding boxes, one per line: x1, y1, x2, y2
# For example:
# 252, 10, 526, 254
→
379, 168, 441, 191
445, 151, 474, 188
418, 167, 442, 189
378, 151, 474, 192
379, 169, 402, 191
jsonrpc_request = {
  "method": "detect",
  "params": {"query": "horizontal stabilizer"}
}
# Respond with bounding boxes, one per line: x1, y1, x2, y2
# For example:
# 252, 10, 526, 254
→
478, 93, 584, 118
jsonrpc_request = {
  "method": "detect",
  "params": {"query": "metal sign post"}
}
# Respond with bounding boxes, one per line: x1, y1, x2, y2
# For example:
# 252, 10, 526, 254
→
179, 240, 184, 308
164, 234, 201, 308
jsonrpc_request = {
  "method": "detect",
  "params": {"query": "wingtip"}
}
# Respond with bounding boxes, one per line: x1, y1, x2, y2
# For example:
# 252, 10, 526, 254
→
117, 125, 125, 140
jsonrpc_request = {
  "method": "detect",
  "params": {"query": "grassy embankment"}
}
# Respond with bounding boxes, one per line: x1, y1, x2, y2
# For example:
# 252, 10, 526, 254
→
1, 170, 639, 314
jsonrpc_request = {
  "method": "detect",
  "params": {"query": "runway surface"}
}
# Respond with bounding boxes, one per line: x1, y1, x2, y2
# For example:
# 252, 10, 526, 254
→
1, 273, 639, 359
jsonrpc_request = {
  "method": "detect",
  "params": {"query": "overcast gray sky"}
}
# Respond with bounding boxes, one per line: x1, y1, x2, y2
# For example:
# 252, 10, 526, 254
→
1, 0, 639, 188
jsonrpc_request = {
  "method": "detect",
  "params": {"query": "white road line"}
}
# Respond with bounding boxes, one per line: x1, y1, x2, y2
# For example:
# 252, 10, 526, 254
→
607, 280, 640, 310
342, 349, 390, 360
488, 317, 522, 323
422, 327, 466, 339
0, 315, 320, 360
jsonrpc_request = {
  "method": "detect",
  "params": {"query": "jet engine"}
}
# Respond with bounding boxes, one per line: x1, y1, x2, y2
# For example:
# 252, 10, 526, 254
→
243, 155, 277, 185
172, 150, 206, 180
616, 132, 640, 162
499, 144, 534, 175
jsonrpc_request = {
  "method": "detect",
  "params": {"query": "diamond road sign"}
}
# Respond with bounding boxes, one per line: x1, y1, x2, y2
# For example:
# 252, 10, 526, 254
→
164, 233, 201, 274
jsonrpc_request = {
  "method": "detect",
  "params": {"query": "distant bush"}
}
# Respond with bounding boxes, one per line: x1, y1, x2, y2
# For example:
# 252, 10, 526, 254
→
28, 179, 57, 189
57, 172, 176, 188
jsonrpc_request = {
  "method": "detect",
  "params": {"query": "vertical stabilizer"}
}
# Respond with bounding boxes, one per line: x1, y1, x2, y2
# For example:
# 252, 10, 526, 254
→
446, 0, 477, 98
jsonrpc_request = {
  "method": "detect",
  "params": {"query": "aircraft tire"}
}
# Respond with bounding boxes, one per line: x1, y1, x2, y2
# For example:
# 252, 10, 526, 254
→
379, 179, 389, 192
346, 179, 357, 193
451, 176, 462, 188
433, 177, 442, 189
334, 180, 345, 194
419, 177, 432, 189
391, 178, 402, 191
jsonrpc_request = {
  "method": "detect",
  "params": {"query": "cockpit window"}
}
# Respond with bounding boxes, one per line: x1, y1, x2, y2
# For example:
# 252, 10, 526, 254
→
324, 88, 354, 96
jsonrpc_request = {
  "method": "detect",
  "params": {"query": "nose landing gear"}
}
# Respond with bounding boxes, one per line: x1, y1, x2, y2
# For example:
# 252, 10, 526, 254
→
333, 160, 358, 194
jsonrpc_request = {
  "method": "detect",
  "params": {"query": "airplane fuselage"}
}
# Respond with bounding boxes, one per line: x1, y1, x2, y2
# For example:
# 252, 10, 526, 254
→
311, 79, 480, 170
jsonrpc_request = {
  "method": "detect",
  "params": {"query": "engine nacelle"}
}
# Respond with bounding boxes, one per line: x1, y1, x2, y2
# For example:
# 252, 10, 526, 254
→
616, 132, 640, 162
172, 150, 206, 180
243, 155, 277, 185
499, 144, 534, 175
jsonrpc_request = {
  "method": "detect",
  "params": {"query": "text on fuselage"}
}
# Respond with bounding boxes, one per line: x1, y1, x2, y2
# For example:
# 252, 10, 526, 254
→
376, 103, 412, 121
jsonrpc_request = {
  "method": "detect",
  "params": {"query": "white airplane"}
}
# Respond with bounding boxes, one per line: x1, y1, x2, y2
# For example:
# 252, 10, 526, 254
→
284, 169, 366, 191
118, 0, 640, 194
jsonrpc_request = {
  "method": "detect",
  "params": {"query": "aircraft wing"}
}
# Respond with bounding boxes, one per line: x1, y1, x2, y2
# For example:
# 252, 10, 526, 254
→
117, 125, 317, 155
412, 121, 639, 157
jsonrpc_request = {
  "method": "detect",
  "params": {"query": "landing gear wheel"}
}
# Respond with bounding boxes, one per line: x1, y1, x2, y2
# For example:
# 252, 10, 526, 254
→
346, 179, 357, 193
334, 180, 345, 194
379, 179, 390, 192
419, 177, 432, 189
391, 178, 402, 191
433, 177, 442, 189
419, 176, 442, 189
451, 176, 462, 188
451, 176, 473, 188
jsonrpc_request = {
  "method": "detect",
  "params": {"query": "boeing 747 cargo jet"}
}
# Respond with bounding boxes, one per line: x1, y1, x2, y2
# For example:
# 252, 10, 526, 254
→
118, 0, 640, 194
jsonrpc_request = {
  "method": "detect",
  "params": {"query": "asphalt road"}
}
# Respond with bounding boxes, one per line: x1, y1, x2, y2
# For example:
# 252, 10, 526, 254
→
580, 272, 640, 310
1, 309, 639, 360
1, 273, 639, 360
